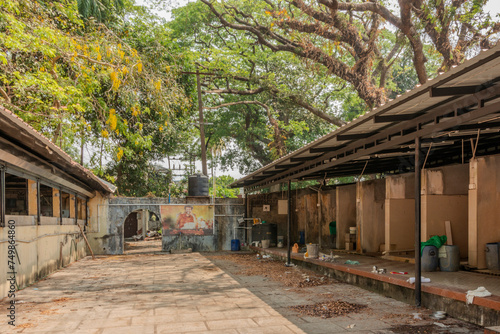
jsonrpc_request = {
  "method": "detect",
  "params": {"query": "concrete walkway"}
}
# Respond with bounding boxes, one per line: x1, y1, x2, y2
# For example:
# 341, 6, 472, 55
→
0, 253, 305, 334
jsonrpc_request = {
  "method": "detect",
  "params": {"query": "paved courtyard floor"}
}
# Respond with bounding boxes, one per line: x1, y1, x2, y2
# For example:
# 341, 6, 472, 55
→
0, 252, 484, 334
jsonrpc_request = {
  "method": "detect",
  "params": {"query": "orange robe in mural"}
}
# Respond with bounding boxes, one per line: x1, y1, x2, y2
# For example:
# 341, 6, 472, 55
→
176, 212, 196, 229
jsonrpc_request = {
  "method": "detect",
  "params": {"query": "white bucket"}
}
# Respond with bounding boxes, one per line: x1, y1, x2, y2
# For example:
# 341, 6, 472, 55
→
261, 239, 270, 248
306, 244, 319, 258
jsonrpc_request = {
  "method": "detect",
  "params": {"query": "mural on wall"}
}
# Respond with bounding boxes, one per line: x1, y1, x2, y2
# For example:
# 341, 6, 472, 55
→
161, 205, 214, 236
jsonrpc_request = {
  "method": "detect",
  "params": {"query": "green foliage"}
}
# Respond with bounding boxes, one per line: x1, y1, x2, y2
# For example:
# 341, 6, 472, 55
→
0, 0, 192, 196
209, 175, 239, 198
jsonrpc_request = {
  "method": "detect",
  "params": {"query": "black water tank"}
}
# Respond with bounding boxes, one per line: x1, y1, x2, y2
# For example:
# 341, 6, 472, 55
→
188, 174, 209, 196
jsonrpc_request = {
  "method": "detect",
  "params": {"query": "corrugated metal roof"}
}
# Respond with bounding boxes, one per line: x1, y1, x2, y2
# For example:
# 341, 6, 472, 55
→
232, 45, 500, 191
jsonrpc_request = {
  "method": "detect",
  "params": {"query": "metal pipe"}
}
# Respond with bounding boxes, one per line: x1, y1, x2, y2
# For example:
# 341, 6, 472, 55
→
415, 137, 422, 307
286, 179, 292, 266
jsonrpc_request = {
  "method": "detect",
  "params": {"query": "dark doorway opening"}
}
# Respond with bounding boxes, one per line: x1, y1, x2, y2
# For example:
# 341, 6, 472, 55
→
124, 212, 138, 238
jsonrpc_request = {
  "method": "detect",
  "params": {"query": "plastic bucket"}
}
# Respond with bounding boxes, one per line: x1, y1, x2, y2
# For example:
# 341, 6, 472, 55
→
421, 245, 439, 272
306, 244, 319, 258
261, 239, 270, 248
231, 239, 240, 251
439, 245, 460, 272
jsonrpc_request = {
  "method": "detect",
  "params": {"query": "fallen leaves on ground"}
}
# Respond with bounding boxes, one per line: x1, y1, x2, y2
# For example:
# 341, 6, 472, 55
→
51, 297, 72, 303
290, 300, 367, 318
207, 254, 331, 288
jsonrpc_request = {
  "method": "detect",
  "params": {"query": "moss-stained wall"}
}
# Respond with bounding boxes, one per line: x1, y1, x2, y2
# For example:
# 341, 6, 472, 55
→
0, 224, 86, 299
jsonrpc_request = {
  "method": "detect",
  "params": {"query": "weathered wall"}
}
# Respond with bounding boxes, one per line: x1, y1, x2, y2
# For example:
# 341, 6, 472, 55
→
248, 192, 288, 242
469, 155, 500, 268
422, 195, 468, 258
88, 196, 245, 254
320, 190, 336, 248
248, 187, 336, 248
0, 223, 86, 299
385, 174, 415, 251
357, 179, 385, 253
421, 164, 469, 259
336, 184, 356, 249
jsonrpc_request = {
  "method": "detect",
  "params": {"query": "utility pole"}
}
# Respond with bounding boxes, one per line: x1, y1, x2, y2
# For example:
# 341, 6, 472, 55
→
181, 69, 217, 176
196, 69, 208, 176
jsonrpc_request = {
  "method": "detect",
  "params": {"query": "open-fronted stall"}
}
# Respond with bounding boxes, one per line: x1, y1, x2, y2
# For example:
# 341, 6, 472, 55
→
231, 45, 500, 306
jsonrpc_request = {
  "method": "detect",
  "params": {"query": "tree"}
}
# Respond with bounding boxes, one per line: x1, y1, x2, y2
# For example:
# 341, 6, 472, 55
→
0, 0, 192, 195
199, 0, 500, 108
210, 175, 240, 198
168, 1, 348, 172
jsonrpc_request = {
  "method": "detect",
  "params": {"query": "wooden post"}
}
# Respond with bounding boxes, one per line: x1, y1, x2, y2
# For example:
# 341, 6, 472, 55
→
77, 222, 95, 260
53, 188, 60, 222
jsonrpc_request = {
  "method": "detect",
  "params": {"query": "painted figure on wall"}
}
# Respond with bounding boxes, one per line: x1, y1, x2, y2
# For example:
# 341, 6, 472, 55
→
161, 205, 214, 236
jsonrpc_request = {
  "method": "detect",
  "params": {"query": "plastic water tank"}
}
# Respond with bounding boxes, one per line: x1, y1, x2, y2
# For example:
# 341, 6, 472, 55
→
421, 245, 439, 272
439, 245, 460, 272
188, 174, 209, 196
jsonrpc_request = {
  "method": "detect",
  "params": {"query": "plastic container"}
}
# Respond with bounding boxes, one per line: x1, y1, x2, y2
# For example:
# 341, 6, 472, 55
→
306, 244, 319, 258
261, 239, 270, 248
421, 245, 439, 272
231, 239, 240, 251
349, 227, 357, 234
439, 245, 460, 272
329, 221, 336, 235
486, 242, 500, 271
188, 174, 209, 196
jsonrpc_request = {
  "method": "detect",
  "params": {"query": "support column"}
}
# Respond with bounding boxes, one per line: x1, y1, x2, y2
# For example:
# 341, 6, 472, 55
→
28, 179, 37, 217
53, 188, 60, 223
74, 195, 78, 225
69, 194, 76, 223
287, 179, 292, 266
37, 180, 41, 224
414, 137, 422, 307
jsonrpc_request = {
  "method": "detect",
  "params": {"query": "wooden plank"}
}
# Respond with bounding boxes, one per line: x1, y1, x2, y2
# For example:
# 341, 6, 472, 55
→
445, 221, 453, 245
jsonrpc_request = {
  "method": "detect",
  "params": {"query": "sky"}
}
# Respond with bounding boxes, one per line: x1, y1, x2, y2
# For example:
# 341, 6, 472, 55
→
136, 0, 500, 181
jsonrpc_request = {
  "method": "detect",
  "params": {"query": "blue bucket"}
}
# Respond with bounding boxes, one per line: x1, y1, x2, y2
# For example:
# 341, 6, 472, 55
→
231, 239, 240, 251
